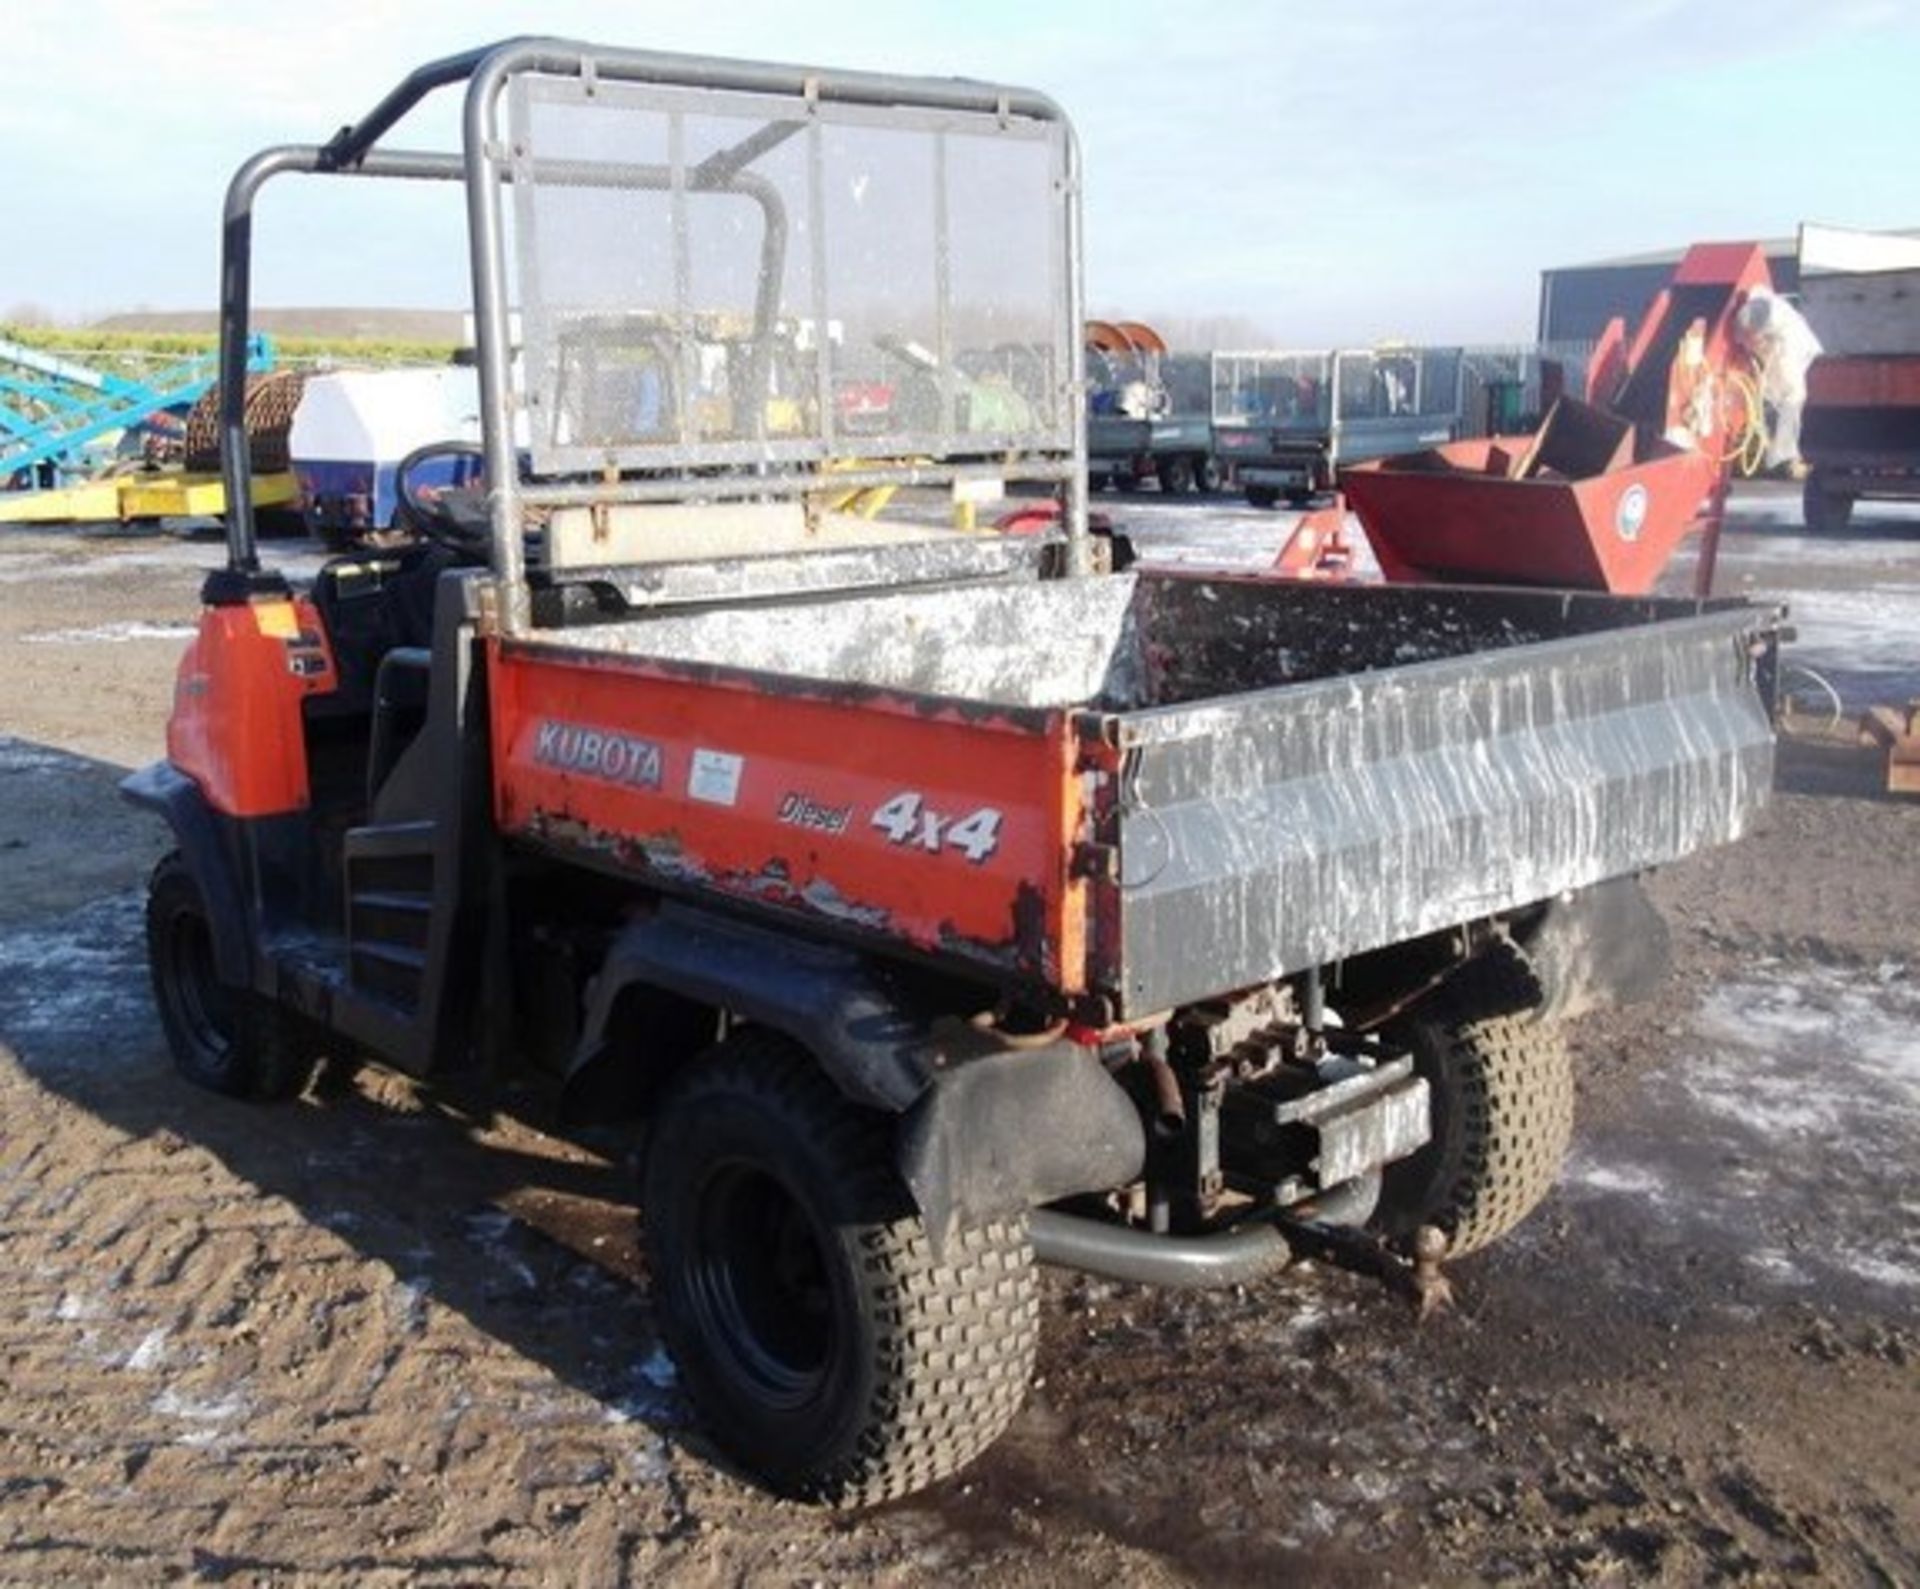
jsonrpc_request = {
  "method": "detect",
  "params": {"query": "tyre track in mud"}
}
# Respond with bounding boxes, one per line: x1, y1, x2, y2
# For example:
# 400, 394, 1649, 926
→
0, 1036, 686, 1584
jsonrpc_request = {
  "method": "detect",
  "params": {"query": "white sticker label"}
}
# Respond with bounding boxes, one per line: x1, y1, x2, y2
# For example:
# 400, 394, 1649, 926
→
688, 748, 744, 807
1616, 483, 1649, 543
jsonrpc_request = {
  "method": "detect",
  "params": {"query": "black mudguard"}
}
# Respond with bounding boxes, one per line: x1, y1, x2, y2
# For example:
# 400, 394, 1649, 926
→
897, 1043, 1146, 1243
575, 902, 1147, 1241
1513, 874, 1673, 1021
120, 762, 254, 988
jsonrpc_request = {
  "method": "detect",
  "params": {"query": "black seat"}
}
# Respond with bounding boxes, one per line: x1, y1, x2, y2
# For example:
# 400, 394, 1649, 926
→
309, 542, 459, 714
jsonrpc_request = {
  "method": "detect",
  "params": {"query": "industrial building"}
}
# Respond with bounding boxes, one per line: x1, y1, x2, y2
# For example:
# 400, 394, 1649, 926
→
1539, 226, 1920, 343
1537, 239, 1800, 343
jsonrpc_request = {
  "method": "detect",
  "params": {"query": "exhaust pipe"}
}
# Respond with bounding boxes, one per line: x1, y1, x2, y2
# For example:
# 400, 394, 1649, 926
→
1030, 1209, 1291, 1289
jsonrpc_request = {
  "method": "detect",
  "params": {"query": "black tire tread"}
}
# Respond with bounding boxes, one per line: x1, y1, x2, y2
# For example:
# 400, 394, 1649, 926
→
647, 1031, 1038, 1506
146, 852, 313, 1103
1377, 968, 1573, 1256
1425, 1008, 1572, 1254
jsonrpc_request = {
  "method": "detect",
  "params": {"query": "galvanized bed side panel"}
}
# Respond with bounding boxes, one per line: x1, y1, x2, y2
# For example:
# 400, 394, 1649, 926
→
1108, 611, 1773, 1016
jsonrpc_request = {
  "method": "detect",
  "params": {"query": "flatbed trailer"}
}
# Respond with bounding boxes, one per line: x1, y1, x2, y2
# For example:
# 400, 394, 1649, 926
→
123, 39, 1781, 1509
1085, 333, 1219, 492
1087, 412, 1218, 491
1213, 347, 1463, 505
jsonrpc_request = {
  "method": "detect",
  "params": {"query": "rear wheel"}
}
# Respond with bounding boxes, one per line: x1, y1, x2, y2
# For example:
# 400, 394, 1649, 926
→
1802, 473, 1855, 534
642, 1030, 1039, 1505
146, 853, 313, 1101
1158, 454, 1195, 494
1194, 455, 1224, 494
1373, 986, 1573, 1256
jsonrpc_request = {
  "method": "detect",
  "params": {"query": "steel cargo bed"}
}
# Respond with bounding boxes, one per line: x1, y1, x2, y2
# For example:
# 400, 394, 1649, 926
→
490, 572, 1776, 1019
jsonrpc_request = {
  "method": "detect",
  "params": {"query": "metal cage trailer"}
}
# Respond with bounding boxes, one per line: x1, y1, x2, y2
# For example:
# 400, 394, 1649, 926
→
1212, 345, 1466, 506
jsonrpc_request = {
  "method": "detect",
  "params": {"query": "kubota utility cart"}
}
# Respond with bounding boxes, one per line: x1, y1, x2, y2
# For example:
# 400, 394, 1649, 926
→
128, 39, 1781, 1506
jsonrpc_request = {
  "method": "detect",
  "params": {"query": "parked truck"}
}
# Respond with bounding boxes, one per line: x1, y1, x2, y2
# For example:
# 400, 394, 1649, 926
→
128, 40, 1780, 1507
1798, 263, 1920, 533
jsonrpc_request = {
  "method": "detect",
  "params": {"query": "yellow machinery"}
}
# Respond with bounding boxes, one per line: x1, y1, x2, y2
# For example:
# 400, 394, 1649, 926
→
0, 468, 297, 525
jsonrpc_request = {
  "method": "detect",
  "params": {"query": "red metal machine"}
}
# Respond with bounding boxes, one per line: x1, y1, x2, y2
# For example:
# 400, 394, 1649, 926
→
1333, 243, 1772, 595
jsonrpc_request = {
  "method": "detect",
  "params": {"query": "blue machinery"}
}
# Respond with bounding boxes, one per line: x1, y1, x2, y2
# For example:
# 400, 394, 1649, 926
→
0, 334, 273, 486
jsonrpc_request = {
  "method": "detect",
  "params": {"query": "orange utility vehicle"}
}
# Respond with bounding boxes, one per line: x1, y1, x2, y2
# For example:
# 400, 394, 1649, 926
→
128, 40, 1781, 1506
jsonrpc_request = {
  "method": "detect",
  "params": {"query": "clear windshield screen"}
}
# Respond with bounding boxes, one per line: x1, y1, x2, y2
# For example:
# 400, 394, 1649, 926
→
508, 75, 1071, 477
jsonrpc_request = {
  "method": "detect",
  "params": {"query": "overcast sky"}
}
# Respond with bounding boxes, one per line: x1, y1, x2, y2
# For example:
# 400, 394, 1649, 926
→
2, 0, 1915, 344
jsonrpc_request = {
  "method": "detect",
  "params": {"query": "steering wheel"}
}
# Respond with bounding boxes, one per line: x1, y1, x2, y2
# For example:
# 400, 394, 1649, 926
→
394, 440, 491, 562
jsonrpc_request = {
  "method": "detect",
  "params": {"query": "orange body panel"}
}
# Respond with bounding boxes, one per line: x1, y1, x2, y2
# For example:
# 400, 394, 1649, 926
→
489, 639, 1095, 990
167, 597, 338, 817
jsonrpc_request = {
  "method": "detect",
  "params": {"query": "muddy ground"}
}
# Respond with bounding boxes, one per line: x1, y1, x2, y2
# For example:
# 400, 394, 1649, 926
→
0, 484, 1916, 1585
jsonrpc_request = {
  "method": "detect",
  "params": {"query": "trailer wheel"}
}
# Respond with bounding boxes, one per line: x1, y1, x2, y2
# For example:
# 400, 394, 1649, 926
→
1194, 456, 1223, 494
1158, 455, 1195, 494
145, 853, 313, 1101
1246, 484, 1280, 509
1373, 993, 1573, 1256
642, 1030, 1039, 1505
1802, 474, 1854, 535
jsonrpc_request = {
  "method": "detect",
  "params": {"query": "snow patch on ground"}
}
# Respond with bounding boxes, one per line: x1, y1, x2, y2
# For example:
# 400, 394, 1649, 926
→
0, 537, 326, 586
1561, 1156, 1667, 1198
0, 736, 80, 773
1576, 964, 1920, 1296
603, 1342, 686, 1427
153, 1385, 251, 1449
0, 892, 152, 1064
124, 1326, 169, 1371
1778, 585, 1920, 709
1109, 498, 1383, 579
22, 620, 198, 645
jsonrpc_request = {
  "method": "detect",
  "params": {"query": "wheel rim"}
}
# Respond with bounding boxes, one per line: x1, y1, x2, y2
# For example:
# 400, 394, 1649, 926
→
687, 1161, 836, 1410
162, 904, 232, 1061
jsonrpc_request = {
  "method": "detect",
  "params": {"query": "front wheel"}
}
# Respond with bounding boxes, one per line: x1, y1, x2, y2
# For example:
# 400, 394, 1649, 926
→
642, 1030, 1039, 1505
1373, 990, 1573, 1256
146, 853, 313, 1101
1245, 483, 1280, 509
